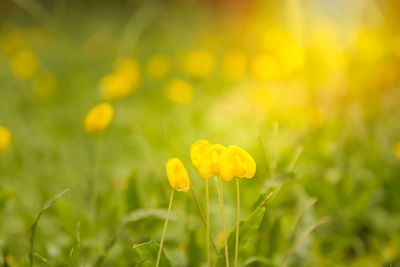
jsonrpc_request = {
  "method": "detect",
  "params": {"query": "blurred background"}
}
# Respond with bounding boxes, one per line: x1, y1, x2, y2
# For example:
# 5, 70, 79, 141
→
1, 0, 400, 266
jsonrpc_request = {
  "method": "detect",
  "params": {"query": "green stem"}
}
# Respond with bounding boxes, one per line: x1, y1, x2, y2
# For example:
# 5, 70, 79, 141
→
206, 178, 210, 267
234, 178, 240, 267
218, 176, 229, 267
90, 134, 102, 223
156, 189, 174, 267
191, 185, 218, 254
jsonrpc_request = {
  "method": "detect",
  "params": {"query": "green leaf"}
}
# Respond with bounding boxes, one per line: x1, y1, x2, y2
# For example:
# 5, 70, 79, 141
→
133, 240, 171, 267
122, 208, 173, 224
214, 206, 266, 267
29, 189, 70, 267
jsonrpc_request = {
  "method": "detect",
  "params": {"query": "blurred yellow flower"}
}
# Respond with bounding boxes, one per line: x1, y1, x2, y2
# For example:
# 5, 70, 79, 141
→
309, 106, 325, 127
165, 79, 193, 104
183, 50, 215, 77
32, 70, 57, 97
352, 27, 385, 62
394, 36, 400, 59
394, 142, 400, 160
259, 28, 304, 73
0, 125, 11, 152
260, 28, 291, 51
11, 49, 39, 79
117, 58, 140, 81
146, 54, 171, 80
251, 86, 275, 111
278, 43, 305, 73
84, 103, 114, 132
190, 139, 212, 168
219, 145, 256, 181
166, 157, 190, 192
100, 58, 140, 100
222, 50, 246, 79
251, 54, 280, 81
197, 144, 226, 178
1, 27, 31, 55
311, 18, 345, 69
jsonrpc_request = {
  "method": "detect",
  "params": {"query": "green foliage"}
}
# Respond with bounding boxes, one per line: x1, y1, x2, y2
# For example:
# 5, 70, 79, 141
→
215, 205, 266, 266
133, 240, 171, 267
1, 1, 400, 266
29, 189, 70, 267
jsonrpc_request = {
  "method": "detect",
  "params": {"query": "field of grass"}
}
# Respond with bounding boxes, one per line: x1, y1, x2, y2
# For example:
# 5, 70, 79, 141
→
1, 0, 400, 266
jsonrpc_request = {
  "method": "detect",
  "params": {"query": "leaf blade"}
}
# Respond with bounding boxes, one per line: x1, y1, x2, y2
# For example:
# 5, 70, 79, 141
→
29, 189, 70, 267
133, 240, 171, 267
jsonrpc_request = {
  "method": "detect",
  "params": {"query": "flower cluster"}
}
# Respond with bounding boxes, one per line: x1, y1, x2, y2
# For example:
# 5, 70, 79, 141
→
190, 139, 256, 181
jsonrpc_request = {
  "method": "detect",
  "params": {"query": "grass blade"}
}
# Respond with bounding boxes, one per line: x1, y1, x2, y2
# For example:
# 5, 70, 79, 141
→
29, 189, 70, 267
133, 240, 172, 267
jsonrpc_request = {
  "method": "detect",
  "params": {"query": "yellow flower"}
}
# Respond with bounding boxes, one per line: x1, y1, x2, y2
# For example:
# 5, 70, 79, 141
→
197, 144, 226, 178
219, 145, 256, 181
146, 54, 171, 80
351, 27, 385, 62
32, 70, 57, 97
100, 58, 140, 100
0, 125, 11, 152
222, 50, 246, 79
165, 79, 193, 104
100, 72, 133, 100
183, 50, 215, 77
11, 49, 39, 79
1, 27, 31, 55
251, 54, 280, 81
394, 142, 400, 160
190, 139, 212, 168
84, 103, 114, 132
117, 58, 140, 82
277, 43, 305, 73
166, 158, 190, 192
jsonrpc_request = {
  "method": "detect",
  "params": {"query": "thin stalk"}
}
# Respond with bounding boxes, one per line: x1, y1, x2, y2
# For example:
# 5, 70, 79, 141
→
156, 189, 175, 267
206, 178, 210, 267
234, 178, 240, 267
90, 133, 102, 223
191, 185, 218, 254
218, 176, 229, 267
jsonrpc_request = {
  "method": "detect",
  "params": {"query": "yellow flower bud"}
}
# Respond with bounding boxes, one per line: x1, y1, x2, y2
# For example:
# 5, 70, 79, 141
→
0, 125, 11, 152
183, 50, 215, 77
11, 49, 39, 79
222, 50, 247, 79
166, 158, 190, 192
197, 144, 226, 178
84, 103, 114, 133
251, 54, 280, 81
146, 54, 171, 80
190, 139, 212, 168
219, 145, 256, 181
165, 79, 193, 105
100, 58, 140, 100
117, 58, 140, 83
